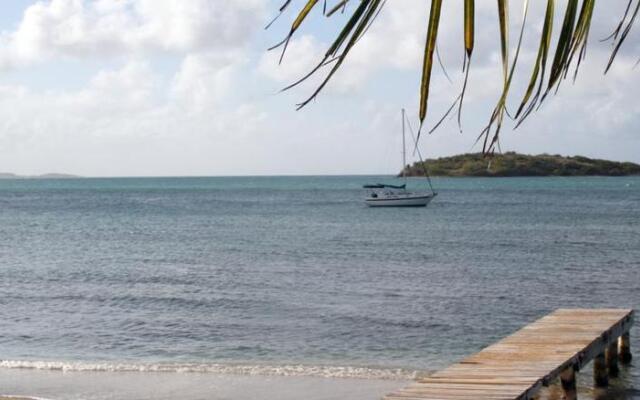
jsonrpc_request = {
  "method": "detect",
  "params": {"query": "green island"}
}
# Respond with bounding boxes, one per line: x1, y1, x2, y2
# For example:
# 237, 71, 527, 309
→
402, 152, 640, 177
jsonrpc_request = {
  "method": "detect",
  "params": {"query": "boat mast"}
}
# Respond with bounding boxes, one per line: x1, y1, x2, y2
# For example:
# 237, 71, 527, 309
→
401, 108, 407, 184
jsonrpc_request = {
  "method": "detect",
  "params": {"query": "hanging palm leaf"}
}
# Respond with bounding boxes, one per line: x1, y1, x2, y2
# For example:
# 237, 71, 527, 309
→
267, 0, 639, 154
457, 0, 475, 130
514, 0, 554, 126
416, 0, 443, 141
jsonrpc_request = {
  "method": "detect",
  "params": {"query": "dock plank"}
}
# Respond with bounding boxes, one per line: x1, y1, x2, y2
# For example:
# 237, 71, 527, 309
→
384, 309, 634, 400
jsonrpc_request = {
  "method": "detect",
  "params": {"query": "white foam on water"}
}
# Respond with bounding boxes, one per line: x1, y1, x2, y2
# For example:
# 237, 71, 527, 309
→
0, 360, 420, 380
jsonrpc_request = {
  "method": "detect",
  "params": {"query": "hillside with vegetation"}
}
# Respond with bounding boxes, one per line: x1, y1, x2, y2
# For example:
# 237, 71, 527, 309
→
403, 153, 640, 177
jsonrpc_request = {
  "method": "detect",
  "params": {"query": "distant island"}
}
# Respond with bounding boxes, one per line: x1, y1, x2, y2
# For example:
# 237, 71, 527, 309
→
0, 172, 80, 179
402, 152, 640, 177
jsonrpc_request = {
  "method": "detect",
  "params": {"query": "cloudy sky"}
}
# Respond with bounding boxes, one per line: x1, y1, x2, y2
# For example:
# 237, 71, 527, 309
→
0, 0, 638, 176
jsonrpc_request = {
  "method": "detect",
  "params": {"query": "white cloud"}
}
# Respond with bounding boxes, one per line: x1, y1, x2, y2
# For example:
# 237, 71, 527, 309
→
0, 56, 270, 175
0, 0, 267, 68
0, 0, 276, 176
172, 50, 246, 112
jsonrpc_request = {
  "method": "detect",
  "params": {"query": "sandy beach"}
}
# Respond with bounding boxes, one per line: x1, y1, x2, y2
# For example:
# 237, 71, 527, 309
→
3, 365, 637, 400
0, 367, 408, 400
1, 398, 33, 400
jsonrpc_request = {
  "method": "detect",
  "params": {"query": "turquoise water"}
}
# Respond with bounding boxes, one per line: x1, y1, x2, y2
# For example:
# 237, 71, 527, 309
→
0, 176, 638, 398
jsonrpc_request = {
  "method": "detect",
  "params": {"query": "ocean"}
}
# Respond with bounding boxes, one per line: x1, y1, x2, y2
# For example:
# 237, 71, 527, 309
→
0, 176, 638, 400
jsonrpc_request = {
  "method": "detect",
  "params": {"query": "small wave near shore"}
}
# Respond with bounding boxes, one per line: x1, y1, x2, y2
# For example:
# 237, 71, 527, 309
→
0, 397, 54, 400
0, 360, 421, 381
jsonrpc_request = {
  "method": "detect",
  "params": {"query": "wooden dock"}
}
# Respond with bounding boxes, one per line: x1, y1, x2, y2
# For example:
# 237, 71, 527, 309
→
384, 309, 634, 400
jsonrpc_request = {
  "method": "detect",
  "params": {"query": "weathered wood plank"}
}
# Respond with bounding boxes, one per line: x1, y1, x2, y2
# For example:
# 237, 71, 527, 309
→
383, 309, 634, 400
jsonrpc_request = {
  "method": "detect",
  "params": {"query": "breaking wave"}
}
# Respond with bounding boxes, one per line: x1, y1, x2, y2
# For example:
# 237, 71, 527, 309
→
0, 397, 53, 400
0, 360, 420, 380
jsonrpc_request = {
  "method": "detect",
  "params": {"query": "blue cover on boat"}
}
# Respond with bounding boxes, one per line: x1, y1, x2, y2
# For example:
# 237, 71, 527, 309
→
363, 184, 406, 189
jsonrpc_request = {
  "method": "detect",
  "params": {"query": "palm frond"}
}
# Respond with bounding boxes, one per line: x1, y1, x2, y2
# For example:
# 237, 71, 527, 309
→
265, 0, 294, 30
416, 0, 443, 143
290, 0, 387, 110
271, 0, 321, 64
514, 0, 554, 126
457, 0, 475, 131
542, 0, 578, 103
478, 0, 531, 153
564, 0, 595, 80
267, 0, 639, 154
498, 0, 510, 87
326, 0, 350, 17
602, 0, 634, 42
605, 0, 640, 73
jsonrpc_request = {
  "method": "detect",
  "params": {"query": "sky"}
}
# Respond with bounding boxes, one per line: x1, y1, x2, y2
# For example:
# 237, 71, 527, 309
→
0, 0, 639, 177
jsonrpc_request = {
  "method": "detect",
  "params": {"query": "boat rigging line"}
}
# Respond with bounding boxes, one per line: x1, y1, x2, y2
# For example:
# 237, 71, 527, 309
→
404, 112, 437, 196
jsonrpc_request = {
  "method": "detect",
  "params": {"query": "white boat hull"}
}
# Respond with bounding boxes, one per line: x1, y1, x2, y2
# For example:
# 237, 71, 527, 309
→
365, 194, 434, 207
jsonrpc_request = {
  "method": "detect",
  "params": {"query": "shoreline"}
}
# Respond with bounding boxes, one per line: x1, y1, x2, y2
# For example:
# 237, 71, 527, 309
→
0, 368, 409, 400
0, 397, 53, 400
1, 398, 39, 400
0, 359, 421, 381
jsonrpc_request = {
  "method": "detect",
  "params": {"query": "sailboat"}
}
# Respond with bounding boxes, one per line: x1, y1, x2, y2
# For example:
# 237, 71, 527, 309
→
364, 109, 437, 208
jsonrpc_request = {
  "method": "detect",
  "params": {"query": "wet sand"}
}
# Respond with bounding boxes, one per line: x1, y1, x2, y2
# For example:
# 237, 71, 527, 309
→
0, 368, 407, 400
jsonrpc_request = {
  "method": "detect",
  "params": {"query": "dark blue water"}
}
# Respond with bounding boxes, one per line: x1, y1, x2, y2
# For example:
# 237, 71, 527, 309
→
0, 176, 638, 383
